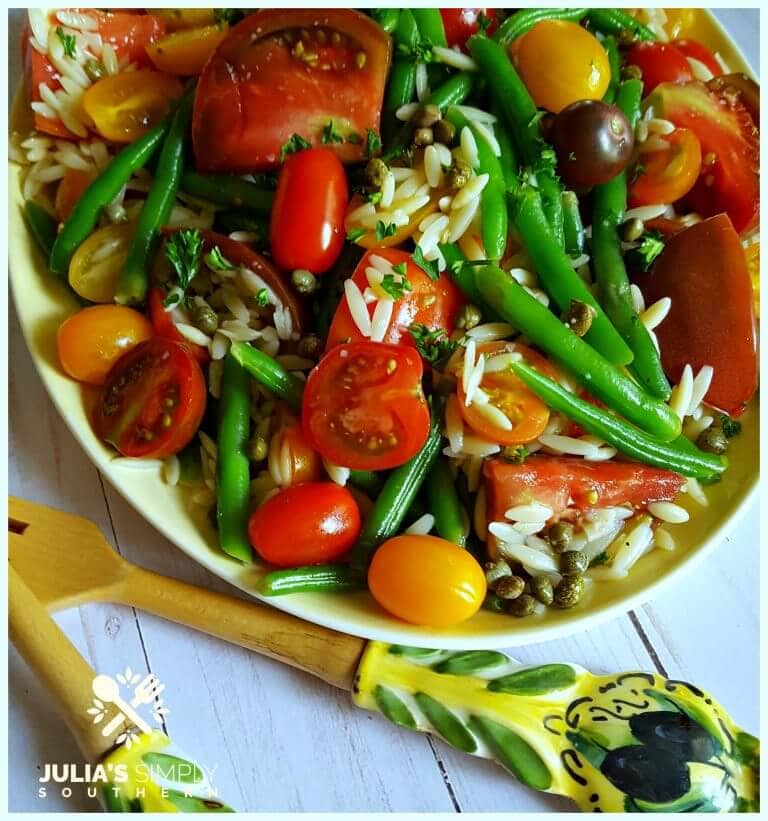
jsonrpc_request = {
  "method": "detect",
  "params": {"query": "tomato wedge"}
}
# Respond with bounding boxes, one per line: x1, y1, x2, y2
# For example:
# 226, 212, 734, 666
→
148, 287, 210, 365
646, 81, 759, 234
192, 9, 392, 171
626, 42, 693, 95
456, 342, 559, 446
326, 248, 466, 350
673, 39, 722, 78
94, 338, 206, 459
302, 341, 430, 471
629, 128, 702, 208
484, 456, 686, 524
146, 23, 229, 76
638, 214, 757, 416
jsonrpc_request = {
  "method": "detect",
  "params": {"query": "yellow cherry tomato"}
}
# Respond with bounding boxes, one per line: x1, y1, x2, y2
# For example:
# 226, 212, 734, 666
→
515, 20, 610, 113
154, 9, 218, 30
68, 223, 134, 303
368, 535, 487, 627
57, 305, 153, 386
146, 24, 229, 76
82, 70, 183, 143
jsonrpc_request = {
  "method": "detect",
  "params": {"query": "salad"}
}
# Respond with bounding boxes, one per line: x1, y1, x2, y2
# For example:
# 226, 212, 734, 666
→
11, 7, 759, 629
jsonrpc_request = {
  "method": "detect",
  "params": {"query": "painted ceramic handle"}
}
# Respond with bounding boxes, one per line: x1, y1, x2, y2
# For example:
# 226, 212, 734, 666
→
353, 643, 760, 813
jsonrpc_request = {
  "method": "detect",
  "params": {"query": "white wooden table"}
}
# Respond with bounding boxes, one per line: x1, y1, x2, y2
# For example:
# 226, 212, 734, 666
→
8, 9, 759, 812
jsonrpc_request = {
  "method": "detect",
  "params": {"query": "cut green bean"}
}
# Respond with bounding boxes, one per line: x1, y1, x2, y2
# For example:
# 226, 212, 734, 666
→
493, 113, 519, 189
180, 170, 274, 216
561, 191, 585, 258
412, 8, 447, 48
439, 243, 501, 322
259, 564, 365, 596
510, 362, 726, 480
494, 8, 588, 45
587, 9, 656, 42
229, 342, 304, 413
349, 470, 385, 497
382, 9, 419, 145
426, 457, 467, 547
24, 200, 58, 260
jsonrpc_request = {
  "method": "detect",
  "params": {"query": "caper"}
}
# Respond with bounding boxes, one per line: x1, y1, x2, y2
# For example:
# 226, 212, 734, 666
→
554, 575, 585, 609
455, 303, 482, 330
446, 158, 472, 190
84, 58, 107, 82
298, 334, 322, 359
506, 593, 537, 618
484, 559, 512, 588
496, 575, 526, 600
559, 549, 589, 576
563, 299, 596, 337
291, 268, 317, 295
618, 28, 640, 47
622, 63, 643, 81
433, 118, 456, 146
364, 157, 389, 188
547, 521, 574, 553
249, 435, 268, 462
696, 425, 728, 454
413, 127, 434, 147
189, 300, 218, 335
622, 217, 645, 242
413, 104, 441, 128
530, 575, 554, 606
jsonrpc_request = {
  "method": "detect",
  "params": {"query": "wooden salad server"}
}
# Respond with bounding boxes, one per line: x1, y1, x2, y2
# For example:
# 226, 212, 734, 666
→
9, 496, 760, 813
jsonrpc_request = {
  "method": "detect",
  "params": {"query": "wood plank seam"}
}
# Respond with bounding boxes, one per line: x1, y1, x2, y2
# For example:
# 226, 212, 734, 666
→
627, 611, 669, 677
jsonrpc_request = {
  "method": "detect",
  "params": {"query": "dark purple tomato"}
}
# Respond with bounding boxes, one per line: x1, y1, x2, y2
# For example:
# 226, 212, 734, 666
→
551, 100, 635, 190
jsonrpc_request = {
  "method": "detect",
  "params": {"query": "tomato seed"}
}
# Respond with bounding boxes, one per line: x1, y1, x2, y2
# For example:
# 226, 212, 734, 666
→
355, 51, 367, 69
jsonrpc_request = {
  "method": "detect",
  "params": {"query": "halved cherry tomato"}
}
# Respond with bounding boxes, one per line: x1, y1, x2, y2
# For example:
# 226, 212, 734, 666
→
368, 534, 486, 627
82, 70, 183, 143
302, 341, 430, 471
638, 214, 757, 416
440, 9, 498, 52
628, 128, 702, 208
93, 338, 206, 459
269, 420, 322, 487
22, 28, 76, 139
148, 287, 210, 365
270, 148, 348, 274
193, 9, 392, 171
484, 456, 686, 524
326, 248, 466, 350
248, 482, 361, 567
626, 41, 694, 95
146, 23, 229, 76
57, 305, 153, 386
69, 223, 134, 304
646, 81, 759, 234
455, 342, 559, 446
344, 195, 438, 250
673, 39, 722, 78
55, 168, 95, 222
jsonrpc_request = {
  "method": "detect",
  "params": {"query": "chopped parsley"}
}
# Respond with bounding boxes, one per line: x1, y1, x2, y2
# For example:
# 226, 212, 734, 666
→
56, 27, 77, 59
380, 272, 412, 299
629, 230, 665, 272
412, 246, 440, 281
365, 128, 382, 158
375, 220, 397, 241
280, 133, 311, 162
391, 261, 407, 276
409, 324, 457, 366
204, 245, 232, 272
163, 229, 203, 308
255, 288, 270, 308
719, 414, 742, 439
366, 191, 383, 205
321, 120, 344, 145
346, 227, 367, 243
398, 39, 434, 63
501, 445, 529, 464
450, 257, 492, 276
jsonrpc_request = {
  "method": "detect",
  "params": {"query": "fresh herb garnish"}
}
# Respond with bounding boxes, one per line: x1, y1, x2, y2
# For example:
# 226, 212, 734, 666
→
204, 245, 232, 272
56, 27, 77, 59
280, 133, 311, 162
321, 120, 344, 145
391, 262, 407, 276
450, 258, 492, 276
163, 228, 203, 308
409, 324, 457, 366
365, 128, 382, 158
412, 246, 440, 280
346, 227, 367, 243
630, 230, 665, 272
477, 11, 493, 33
366, 191, 383, 205
375, 220, 396, 241
719, 414, 742, 438
346, 132, 362, 145
255, 288, 270, 307
502, 445, 529, 464
214, 8, 243, 25
380, 272, 412, 299
398, 39, 434, 63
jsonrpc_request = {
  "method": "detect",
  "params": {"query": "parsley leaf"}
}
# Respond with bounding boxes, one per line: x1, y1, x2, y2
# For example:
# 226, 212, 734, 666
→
365, 128, 382, 158
398, 39, 434, 62
204, 245, 233, 272
391, 262, 407, 276
321, 120, 344, 145
366, 191, 383, 205
412, 246, 440, 281
380, 272, 412, 299
255, 288, 270, 307
477, 11, 492, 33
629, 230, 665, 272
409, 324, 456, 366
719, 414, 742, 439
346, 227, 367, 243
375, 220, 396, 241
164, 229, 203, 308
280, 133, 311, 162
450, 258, 492, 276
56, 27, 77, 59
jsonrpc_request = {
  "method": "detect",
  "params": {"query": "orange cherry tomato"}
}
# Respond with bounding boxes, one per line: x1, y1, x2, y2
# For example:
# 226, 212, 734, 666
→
269, 420, 322, 487
455, 342, 559, 446
368, 535, 486, 627
57, 305, 153, 386
82, 70, 183, 143
248, 482, 362, 567
146, 24, 229, 76
628, 128, 702, 209
55, 168, 95, 222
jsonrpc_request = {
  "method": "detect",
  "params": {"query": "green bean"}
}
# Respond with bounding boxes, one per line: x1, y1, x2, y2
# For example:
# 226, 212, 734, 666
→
426, 457, 467, 547
350, 402, 443, 570
446, 107, 507, 261
561, 190, 585, 258
216, 352, 252, 562
382, 9, 419, 145
494, 8, 588, 45
510, 362, 726, 480
616, 77, 644, 130
180, 170, 274, 216
349, 470, 385, 497
587, 9, 656, 42
474, 262, 681, 441
116, 87, 195, 305
49, 120, 169, 276
370, 8, 400, 34
493, 113, 519, 189
259, 564, 365, 596
602, 35, 620, 104
439, 243, 499, 321
591, 79, 670, 399
508, 184, 633, 366
229, 342, 304, 413
411, 8, 447, 48
212, 210, 268, 244
24, 200, 58, 260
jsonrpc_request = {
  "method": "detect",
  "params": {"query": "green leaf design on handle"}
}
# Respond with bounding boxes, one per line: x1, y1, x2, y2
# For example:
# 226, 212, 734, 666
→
374, 685, 417, 729
432, 650, 510, 675
469, 715, 552, 790
644, 688, 726, 751
414, 692, 477, 753
142, 752, 203, 784
388, 645, 442, 660
566, 730, 608, 769
487, 664, 576, 695
164, 790, 234, 812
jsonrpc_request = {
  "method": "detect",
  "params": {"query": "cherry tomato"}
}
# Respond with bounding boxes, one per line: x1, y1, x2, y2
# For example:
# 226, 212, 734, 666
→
270, 148, 348, 274
673, 39, 722, 78
93, 338, 206, 458
646, 81, 759, 234
269, 420, 322, 487
148, 287, 210, 365
248, 482, 361, 567
82, 70, 183, 143
326, 248, 466, 350
68, 223, 134, 304
625, 42, 693, 95
638, 214, 757, 416
55, 168, 94, 222
455, 342, 559, 446
514, 20, 610, 113
368, 534, 486, 627
302, 341, 430, 471
484, 456, 686, 524
193, 9, 392, 172
146, 23, 229, 76
628, 128, 702, 208
440, 9, 498, 52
